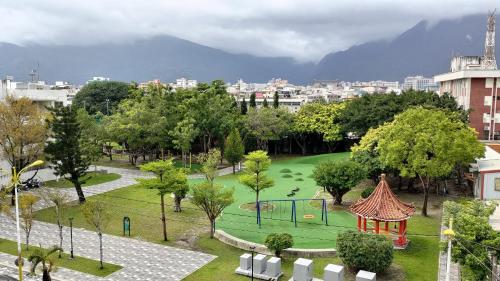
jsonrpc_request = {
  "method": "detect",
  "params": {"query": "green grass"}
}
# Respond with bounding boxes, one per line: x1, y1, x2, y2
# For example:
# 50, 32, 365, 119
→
93, 155, 202, 174
295, 178, 304, 181
36, 152, 442, 281
0, 238, 121, 277
282, 174, 293, 178
43, 172, 121, 188
294, 172, 303, 176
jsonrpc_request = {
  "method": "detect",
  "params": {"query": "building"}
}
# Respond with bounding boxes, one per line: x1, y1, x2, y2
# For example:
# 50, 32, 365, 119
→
434, 12, 499, 140
0, 76, 76, 108
86, 76, 110, 84
471, 143, 500, 200
402, 75, 438, 91
174, 78, 197, 89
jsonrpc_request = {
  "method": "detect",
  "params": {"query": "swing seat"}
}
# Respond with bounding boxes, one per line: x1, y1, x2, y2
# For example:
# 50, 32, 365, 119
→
303, 214, 315, 219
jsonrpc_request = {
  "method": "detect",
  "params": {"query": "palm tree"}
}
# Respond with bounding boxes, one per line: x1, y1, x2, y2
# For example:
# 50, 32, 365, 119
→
28, 245, 62, 281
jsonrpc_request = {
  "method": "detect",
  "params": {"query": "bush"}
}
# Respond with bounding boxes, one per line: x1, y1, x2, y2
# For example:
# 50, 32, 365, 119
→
337, 231, 393, 273
264, 233, 294, 257
361, 187, 375, 198
279, 168, 292, 173
295, 178, 304, 181
294, 172, 303, 176
282, 174, 293, 178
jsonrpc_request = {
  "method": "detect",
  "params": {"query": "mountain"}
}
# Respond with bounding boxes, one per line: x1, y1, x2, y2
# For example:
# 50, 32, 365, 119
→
315, 14, 500, 82
0, 36, 314, 84
0, 14, 498, 84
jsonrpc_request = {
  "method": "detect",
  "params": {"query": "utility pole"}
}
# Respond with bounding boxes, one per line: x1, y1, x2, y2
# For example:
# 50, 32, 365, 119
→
443, 217, 455, 281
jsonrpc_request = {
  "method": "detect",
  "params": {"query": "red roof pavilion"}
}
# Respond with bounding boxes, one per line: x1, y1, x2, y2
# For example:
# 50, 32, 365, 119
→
350, 174, 415, 248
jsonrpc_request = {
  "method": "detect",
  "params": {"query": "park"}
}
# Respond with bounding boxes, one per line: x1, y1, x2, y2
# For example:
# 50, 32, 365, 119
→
0, 80, 496, 281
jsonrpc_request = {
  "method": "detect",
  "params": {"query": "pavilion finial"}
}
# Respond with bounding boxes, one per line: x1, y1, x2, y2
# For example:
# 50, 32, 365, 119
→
380, 173, 386, 180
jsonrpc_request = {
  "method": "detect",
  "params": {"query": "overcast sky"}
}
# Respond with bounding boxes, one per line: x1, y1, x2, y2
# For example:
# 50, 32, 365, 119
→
0, 0, 497, 62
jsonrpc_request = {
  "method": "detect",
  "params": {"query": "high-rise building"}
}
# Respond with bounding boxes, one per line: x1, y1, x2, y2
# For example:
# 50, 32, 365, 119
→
434, 11, 500, 140
402, 76, 438, 91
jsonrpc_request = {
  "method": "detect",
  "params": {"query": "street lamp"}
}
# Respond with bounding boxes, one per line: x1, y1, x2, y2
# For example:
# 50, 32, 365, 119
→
10, 160, 44, 281
249, 245, 256, 281
69, 217, 74, 259
105, 99, 110, 115
443, 217, 455, 281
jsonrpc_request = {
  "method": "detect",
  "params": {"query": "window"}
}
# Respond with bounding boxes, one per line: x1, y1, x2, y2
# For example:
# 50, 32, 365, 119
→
495, 178, 500, 191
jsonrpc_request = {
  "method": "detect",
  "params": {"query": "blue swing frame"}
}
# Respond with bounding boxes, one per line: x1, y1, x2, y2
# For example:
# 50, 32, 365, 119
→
256, 198, 329, 228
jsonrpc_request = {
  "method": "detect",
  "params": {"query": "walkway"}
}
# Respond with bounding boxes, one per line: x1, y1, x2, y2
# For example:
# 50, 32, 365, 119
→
0, 165, 228, 280
437, 220, 460, 281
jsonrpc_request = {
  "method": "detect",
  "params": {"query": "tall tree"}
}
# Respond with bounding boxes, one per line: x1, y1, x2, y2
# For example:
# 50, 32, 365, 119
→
263, 98, 269, 108
273, 92, 279, 109
139, 160, 188, 240
313, 160, 366, 205
41, 189, 69, 258
73, 81, 130, 115
224, 128, 245, 174
246, 107, 293, 151
375, 107, 484, 216
191, 182, 234, 238
171, 118, 199, 167
240, 98, 248, 115
249, 93, 257, 108
0, 96, 47, 178
239, 150, 274, 206
81, 200, 110, 269
45, 106, 101, 203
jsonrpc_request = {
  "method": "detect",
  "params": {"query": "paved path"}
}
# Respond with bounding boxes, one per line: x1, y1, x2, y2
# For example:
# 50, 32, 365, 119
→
438, 218, 460, 281
0, 215, 215, 281
0, 165, 230, 280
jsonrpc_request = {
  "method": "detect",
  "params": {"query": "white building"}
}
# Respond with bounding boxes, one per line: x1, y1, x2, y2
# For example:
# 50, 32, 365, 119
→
174, 78, 197, 89
472, 144, 500, 200
402, 76, 438, 91
0, 77, 76, 108
87, 76, 110, 84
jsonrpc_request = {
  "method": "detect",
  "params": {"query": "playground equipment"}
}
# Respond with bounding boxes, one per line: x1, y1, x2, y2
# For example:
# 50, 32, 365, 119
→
256, 198, 329, 228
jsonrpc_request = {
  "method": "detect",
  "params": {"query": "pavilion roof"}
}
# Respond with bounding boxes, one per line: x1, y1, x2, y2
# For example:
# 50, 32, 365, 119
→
350, 174, 415, 221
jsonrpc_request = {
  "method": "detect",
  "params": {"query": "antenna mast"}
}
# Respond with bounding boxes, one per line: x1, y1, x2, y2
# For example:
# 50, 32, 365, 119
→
482, 10, 497, 69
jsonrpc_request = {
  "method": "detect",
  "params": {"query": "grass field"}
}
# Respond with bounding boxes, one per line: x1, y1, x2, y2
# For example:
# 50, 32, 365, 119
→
0, 238, 121, 277
94, 154, 202, 174
43, 171, 121, 188
35, 153, 443, 281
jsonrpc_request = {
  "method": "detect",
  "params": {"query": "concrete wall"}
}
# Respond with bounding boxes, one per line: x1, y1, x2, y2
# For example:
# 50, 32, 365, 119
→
214, 230, 337, 258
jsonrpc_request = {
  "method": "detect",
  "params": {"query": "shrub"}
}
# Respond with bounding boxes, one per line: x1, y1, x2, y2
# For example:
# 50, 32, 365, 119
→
294, 172, 303, 176
295, 178, 304, 181
361, 187, 375, 198
279, 168, 292, 173
337, 230, 393, 273
264, 233, 294, 257
282, 174, 293, 178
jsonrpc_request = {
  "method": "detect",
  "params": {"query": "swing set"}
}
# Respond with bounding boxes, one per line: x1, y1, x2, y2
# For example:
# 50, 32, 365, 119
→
256, 198, 329, 228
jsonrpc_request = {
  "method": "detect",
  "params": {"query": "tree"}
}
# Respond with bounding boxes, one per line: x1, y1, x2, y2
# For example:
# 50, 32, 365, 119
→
340, 90, 467, 138
0, 97, 47, 204
45, 106, 101, 203
224, 128, 245, 174
41, 189, 69, 258
240, 98, 248, 115
171, 118, 199, 167
337, 230, 393, 273
351, 126, 388, 183
28, 245, 63, 281
263, 98, 269, 108
73, 81, 130, 115
197, 149, 222, 184
273, 92, 279, 109
239, 150, 274, 206
264, 233, 293, 257
313, 160, 366, 205
444, 200, 498, 281
81, 200, 110, 269
249, 93, 256, 108
5, 193, 39, 250
292, 102, 344, 154
139, 160, 189, 240
191, 182, 234, 238
375, 107, 484, 216
246, 107, 293, 151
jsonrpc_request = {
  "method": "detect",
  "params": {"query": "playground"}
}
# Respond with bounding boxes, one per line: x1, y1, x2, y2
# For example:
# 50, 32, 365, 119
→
210, 152, 358, 249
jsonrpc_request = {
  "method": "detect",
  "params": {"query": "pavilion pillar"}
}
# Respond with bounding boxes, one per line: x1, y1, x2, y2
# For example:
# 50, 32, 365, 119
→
363, 217, 367, 232
375, 220, 380, 234
357, 216, 361, 231
384, 221, 389, 232
397, 220, 404, 245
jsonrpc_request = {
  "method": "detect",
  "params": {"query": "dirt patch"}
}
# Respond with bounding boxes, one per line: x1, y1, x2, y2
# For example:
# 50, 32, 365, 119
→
239, 202, 276, 212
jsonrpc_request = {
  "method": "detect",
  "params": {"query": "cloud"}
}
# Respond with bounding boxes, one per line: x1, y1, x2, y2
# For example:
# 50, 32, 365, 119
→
0, 0, 497, 62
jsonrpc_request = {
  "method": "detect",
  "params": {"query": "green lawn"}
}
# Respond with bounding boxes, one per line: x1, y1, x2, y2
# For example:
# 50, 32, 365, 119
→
43, 172, 121, 188
0, 238, 121, 277
94, 154, 203, 174
35, 153, 442, 281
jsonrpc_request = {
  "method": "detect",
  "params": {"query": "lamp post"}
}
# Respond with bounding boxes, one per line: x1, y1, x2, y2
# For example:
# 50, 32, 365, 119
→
105, 99, 110, 115
10, 160, 44, 281
443, 217, 455, 281
249, 245, 256, 281
69, 217, 74, 259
